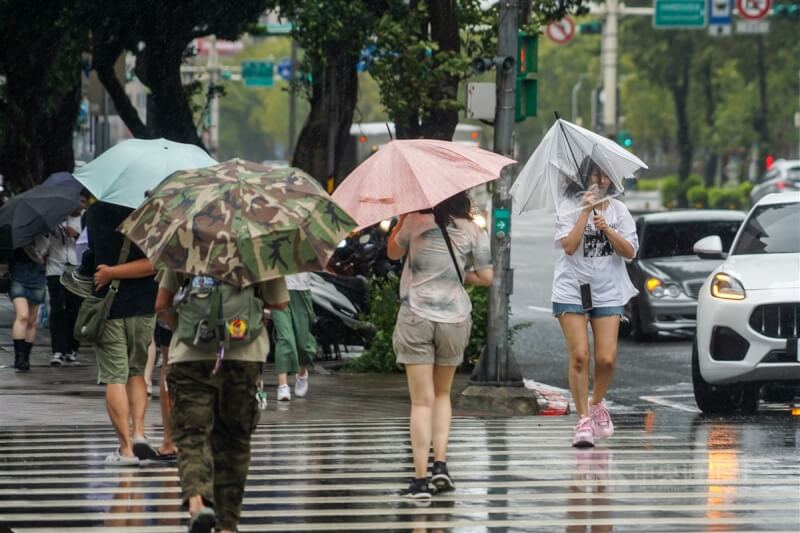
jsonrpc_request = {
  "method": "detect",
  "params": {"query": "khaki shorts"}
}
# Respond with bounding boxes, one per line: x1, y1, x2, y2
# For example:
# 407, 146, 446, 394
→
95, 315, 156, 385
393, 305, 471, 366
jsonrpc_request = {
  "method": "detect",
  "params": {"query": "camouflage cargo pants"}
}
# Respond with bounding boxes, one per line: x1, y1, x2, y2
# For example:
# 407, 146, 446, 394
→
168, 360, 262, 530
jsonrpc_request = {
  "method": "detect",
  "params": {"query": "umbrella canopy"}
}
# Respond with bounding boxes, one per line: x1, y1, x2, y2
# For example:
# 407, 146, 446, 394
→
42, 171, 83, 191
0, 183, 81, 250
332, 139, 515, 229
510, 118, 648, 216
74, 138, 217, 208
119, 159, 357, 287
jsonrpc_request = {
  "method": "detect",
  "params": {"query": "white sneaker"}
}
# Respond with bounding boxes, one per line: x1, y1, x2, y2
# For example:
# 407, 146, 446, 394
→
104, 449, 140, 467
50, 353, 64, 367
277, 384, 291, 401
64, 351, 79, 363
294, 374, 309, 398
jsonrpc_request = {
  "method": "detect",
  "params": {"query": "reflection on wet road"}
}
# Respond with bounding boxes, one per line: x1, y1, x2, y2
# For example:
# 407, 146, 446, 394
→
0, 413, 798, 531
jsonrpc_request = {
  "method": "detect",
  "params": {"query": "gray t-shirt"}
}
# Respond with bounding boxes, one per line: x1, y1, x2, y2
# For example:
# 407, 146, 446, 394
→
396, 213, 491, 323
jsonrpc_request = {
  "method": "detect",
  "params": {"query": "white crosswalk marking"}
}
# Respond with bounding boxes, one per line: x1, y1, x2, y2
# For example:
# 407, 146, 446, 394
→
1, 416, 798, 532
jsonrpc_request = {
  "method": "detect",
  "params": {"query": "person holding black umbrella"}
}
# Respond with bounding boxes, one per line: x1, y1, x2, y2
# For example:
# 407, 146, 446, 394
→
9, 234, 50, 371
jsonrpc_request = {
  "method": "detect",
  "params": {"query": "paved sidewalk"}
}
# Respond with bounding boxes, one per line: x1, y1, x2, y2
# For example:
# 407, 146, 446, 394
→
0, 299, 549, 428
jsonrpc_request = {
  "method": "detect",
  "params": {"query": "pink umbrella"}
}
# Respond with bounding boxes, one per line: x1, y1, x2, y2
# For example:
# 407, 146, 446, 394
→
333, 139, 515, 229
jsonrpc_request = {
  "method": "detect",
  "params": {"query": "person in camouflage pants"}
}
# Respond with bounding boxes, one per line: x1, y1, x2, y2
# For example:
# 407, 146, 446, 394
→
157, 270, 289, 533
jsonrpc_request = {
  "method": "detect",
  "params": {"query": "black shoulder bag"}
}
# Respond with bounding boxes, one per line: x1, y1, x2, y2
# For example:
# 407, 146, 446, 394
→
437, 221, 463, 285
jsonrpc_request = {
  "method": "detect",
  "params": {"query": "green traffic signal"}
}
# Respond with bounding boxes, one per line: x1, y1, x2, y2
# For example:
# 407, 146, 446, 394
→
578, 20, 603, 34
617, 129, 633, 148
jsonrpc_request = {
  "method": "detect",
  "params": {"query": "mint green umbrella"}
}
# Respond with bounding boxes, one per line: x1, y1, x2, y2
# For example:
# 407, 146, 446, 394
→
74, 138, 217, 208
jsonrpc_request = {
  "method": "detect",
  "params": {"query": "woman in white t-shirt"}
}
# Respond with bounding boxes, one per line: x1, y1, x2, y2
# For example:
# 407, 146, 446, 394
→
553, 160, 638, 448
387, 191, 493, 499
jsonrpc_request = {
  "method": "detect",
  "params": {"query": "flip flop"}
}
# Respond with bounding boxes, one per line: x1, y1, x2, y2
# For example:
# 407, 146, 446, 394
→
188, 507, 216, 533
132, 439, 160, 461
154, 450, 177, 462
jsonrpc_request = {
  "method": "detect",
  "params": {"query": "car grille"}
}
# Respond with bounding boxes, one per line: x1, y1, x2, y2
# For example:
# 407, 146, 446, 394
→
749, 303, 800, 339
686, 281, 703, 300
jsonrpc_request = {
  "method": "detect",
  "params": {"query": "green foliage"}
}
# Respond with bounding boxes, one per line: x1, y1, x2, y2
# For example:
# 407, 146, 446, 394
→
660, 175, 704, 209
635, 179, 662, 192
737, 181, 754, 206
708, 187, 744, 210
686, 185, 708, 208
345, 276, 402, 373
346, 276, 490, 373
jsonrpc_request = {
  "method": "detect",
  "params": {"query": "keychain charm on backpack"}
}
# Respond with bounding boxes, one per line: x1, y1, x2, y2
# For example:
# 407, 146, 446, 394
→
256, 380, 268, 410
228, 318, 248, 340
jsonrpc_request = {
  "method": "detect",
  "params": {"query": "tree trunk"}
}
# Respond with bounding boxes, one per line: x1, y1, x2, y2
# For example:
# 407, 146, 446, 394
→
700, 55, 717, 188
136, 41, 204, 146
672, 58, 693, 206
752, 36, 769, 174
94, 44, 153, 139
292, 51, 359, 186
418, 0, 460, 141
41, 83, 82, 177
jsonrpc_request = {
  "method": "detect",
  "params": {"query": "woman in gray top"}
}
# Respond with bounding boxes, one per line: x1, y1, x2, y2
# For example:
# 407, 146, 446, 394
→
387, 191, 493, 499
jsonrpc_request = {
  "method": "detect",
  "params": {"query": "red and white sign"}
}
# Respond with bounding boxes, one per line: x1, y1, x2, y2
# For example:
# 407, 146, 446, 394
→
736, 0, 771, 20
193, 38, 245, 57
546, 17, 576, 45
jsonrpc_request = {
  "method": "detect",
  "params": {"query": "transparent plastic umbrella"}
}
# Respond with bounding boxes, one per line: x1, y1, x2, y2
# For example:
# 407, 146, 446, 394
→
511, 118, 648, 217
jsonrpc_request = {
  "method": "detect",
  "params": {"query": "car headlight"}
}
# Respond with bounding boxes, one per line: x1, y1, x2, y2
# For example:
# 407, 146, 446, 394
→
645, 277, 682, 298
710, 272, 746, 300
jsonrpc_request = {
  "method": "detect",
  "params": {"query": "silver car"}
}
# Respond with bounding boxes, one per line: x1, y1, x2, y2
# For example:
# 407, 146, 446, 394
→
749, 159, 800, 204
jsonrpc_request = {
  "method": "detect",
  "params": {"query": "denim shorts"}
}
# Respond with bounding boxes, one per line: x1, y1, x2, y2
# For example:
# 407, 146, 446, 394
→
552, 302, 625, 319
9, 281, 46, 306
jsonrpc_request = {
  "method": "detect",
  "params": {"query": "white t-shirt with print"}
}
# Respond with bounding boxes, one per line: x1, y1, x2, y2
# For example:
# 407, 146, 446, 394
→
395, 213, 491, 323
551, 199, 639, 307
285, 272, 311, 291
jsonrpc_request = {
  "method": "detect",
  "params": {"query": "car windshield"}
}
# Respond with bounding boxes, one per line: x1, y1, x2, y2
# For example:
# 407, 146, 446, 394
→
787, 168, 800, 182
733, 202, 800, 255
642, 221, 740, 259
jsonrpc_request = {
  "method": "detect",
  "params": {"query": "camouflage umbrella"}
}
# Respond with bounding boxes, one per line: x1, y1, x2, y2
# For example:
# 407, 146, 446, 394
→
118, 159, 357, 287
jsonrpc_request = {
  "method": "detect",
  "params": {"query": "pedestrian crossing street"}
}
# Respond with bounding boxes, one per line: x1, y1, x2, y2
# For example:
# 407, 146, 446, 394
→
1, 416, 799, 532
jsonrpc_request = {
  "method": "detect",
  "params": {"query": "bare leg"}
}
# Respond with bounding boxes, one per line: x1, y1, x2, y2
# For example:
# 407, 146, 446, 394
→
12, 298, 31, 339
278, 372, 288, 386
558, 313, 591, 418
158, 346, 176, 454
431, 365, 457, 462
144, 341, 156, 391
24, 303, 39, 343
106, 384, 134, 456
405, 364, 434, 478
126, 376, 148, 440
589, 316, 620, 405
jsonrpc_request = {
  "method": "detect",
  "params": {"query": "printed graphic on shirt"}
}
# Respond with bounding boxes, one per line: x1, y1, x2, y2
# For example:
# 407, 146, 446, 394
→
583, 223, 617, 258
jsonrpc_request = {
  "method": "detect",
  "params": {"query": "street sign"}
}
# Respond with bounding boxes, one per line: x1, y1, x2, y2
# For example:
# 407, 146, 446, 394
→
654, 0, 707, 28
545, 17, 576, 44
736, 20, 770, 33
241, 60, 274, 87
708, 0, 733, 34
736, 0, 771, 20
276, 57, 292, 82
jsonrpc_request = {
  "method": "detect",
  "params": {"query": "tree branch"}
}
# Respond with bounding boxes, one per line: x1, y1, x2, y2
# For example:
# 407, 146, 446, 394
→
95, 58, 153, 139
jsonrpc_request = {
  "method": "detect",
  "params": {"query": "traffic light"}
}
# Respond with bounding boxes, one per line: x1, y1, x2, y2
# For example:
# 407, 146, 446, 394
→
617, 129, 633, 149
515, 32, 538, 121
765, 154, 775, 170
579, 20, 603, 34
774, 2, 800, 20
517, 32, 538, 76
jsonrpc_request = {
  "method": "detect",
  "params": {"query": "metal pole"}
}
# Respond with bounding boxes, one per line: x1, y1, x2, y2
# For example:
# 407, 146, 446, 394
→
208, 35, 220, 158
571, 75, 586, 123
288, 39, 298, 160
601, 0, 618, 137
473, 0, 522, 386
326, 67, 336, 183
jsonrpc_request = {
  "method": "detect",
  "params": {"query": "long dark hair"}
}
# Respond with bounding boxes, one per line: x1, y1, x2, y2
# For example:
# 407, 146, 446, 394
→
422, 191, 472, 228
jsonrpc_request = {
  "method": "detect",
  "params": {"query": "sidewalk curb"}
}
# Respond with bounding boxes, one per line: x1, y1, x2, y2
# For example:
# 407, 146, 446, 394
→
523, 378, 570, 416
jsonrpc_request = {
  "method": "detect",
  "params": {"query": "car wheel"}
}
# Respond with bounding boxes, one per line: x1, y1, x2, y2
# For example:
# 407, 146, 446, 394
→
692, 339, 759, 415
631, 303, 656, 342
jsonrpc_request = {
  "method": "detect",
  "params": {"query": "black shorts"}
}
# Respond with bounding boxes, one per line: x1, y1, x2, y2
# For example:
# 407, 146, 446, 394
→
153, 323, 173, 347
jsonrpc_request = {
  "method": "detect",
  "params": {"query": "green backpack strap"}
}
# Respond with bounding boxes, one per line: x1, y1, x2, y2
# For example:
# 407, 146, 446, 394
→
208, 285, 226, 346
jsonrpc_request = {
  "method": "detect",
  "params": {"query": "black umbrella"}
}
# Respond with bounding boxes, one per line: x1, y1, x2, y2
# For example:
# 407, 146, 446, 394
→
0, 183, 81, 250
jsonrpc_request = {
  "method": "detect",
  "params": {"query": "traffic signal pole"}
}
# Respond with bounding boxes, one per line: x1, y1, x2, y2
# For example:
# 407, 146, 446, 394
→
460, 0, 538, 415
601, 0, 619, 137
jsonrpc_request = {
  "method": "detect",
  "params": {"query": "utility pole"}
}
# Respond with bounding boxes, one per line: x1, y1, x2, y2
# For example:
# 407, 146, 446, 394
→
461, 0, 538, 415
288, 39, 298, 160
601, 0, 619, 137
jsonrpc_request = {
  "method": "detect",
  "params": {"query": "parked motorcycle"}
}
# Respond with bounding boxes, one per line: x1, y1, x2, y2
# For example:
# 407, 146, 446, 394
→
309, 271, 374, 359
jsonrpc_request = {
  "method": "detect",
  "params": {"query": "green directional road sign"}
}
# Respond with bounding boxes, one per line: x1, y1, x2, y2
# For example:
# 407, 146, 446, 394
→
241, 60, 274, 87
654, 0, 707, 29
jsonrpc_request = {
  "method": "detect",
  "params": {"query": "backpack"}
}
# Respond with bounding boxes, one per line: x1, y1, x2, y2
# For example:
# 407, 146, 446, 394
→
175, 276, 265, 353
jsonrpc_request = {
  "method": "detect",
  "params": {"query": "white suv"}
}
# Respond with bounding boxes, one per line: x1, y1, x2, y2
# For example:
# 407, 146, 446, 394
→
692, 192, 800, 414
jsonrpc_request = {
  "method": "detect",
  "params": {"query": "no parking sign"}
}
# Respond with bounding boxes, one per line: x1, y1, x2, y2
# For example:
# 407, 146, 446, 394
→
736, 0, 771, 20
546, 17, 576, 45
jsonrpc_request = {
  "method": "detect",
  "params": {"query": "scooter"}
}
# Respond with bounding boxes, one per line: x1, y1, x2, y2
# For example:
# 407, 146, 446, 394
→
309, 272, 375, 359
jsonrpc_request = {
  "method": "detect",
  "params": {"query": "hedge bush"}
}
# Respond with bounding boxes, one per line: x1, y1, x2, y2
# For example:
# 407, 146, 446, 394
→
346, 276, 489, 373
686, 185, 708, 208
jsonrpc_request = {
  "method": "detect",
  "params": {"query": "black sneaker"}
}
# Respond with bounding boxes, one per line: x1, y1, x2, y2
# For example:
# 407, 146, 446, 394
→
431, 461, 455, 492
399, 478, 432, 499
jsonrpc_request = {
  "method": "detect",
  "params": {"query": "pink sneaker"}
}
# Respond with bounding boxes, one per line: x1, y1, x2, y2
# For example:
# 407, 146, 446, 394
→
590, 400, 614, 439
572, 416, 594, 448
